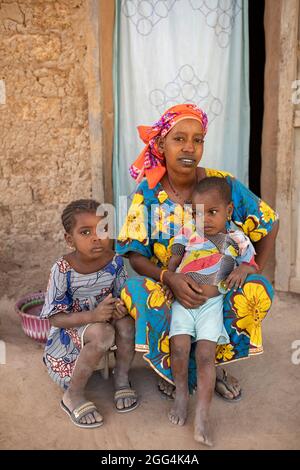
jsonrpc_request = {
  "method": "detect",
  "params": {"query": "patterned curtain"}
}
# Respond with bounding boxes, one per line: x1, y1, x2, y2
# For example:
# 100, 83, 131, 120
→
113, 0, 249, 217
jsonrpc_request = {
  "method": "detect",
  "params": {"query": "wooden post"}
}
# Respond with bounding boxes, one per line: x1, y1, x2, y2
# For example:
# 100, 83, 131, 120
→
274, 0, 299, 291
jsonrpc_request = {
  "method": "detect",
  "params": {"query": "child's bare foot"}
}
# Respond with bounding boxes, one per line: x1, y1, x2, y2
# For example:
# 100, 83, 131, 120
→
63, 389, 103, 426
168, 391, 188, 425
194, 409, 213, 447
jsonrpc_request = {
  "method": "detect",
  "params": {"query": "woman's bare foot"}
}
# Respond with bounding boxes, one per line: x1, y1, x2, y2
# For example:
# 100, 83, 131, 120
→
158, 378, 176, 399
215, 368, 241, 400
194, 408, 213, 447
168, 391, 188, 425
63, 389, 103, 425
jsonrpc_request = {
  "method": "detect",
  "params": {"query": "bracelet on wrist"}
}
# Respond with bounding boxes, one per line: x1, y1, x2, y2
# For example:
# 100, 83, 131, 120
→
160, 268, 169, 284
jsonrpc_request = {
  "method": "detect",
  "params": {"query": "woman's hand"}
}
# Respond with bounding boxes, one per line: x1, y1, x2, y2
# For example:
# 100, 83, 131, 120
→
93, 294, 117, 322
164, 272, 208, 308
225, 264, 257, 291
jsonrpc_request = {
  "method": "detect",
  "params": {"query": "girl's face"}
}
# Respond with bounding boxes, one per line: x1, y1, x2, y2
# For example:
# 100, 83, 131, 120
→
158, 118, 204, 173
65, 212, 110, 261
192, 189, 233, 236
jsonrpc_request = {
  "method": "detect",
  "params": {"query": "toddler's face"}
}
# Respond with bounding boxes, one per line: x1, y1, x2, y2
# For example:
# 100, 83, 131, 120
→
66, 212, 111, 259
192, 189, 232, 236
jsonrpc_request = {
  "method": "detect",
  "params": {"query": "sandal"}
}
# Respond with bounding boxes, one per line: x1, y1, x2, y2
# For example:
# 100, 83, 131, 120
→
60, 400, 103, 428
114, 387, 139, 413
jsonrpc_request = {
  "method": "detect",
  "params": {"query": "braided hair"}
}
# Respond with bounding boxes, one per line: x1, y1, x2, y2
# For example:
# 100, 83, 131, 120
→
62, 199, 100, 233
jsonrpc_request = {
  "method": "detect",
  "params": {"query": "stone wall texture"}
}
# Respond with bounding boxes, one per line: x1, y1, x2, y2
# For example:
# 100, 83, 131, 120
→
0, 0, 92, 297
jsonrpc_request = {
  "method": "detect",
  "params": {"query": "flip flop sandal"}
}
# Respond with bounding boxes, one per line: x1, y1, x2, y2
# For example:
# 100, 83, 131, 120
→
114, 387, 139, 413
60, 400, 104, 428
214, 369, 242, 402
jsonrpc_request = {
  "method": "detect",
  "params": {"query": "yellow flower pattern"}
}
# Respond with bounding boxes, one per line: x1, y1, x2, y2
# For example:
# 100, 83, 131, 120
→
153, 238, 174, 267
205, 168, 233, 178
121, 288, 132, 313
152, 206, 170, 237
235, 215, 267, 242
259, 200, 277, 223
118, 192, 148, 243
158, 331, 171, 369
145, 278, 167, 309
232, 282, 271, 347
157, 190, 168, 204
216, 344, 235, 362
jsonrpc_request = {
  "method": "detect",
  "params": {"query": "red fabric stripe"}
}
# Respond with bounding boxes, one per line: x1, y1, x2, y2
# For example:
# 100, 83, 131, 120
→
181, 253, 222, 273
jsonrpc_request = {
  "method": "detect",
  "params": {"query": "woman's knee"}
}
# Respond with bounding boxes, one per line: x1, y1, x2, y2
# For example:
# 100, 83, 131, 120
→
84, 323, 115, 351
122, 276, 143, 296
240, 274, 274, 299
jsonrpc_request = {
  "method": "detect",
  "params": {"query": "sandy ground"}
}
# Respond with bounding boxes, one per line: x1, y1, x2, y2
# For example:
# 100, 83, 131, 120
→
0, 291, 300, 450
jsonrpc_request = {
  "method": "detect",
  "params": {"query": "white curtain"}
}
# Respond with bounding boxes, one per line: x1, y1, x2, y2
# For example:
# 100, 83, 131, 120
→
113, 0, 249, 213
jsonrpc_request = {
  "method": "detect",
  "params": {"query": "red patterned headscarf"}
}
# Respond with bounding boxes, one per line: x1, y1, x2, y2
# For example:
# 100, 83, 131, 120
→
129, 103, 208, 189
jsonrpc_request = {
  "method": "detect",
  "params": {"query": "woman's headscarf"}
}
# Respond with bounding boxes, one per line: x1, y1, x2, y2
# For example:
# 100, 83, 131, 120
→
129, 103, 208, 189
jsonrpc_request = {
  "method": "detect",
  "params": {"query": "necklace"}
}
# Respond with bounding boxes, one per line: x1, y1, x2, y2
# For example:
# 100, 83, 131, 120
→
167, 174, 197, 205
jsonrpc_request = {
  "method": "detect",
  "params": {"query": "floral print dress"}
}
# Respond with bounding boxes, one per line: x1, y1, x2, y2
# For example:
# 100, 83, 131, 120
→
116, 168, 278, 391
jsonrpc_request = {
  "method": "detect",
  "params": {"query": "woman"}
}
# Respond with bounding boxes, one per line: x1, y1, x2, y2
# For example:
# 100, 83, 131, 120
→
116, 103, 279, 403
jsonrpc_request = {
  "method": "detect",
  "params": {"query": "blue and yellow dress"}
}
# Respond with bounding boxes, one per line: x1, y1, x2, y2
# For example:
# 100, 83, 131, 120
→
116, 168, 278, 391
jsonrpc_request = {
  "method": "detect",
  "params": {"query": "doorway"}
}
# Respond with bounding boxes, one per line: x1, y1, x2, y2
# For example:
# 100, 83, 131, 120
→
248, 0, 265, 197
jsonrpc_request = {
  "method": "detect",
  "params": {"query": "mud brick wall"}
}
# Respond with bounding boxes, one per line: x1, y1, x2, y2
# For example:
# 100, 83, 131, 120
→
0, 0, 92, 297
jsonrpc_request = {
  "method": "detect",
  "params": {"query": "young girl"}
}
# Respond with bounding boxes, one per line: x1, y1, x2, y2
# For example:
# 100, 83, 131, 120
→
40, 199, 137, 428
167, 177, 258, 446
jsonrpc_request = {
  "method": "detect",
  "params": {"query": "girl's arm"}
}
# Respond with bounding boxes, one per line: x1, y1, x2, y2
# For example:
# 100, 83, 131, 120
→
50, 310, 94, 328
50, 294, 117, 328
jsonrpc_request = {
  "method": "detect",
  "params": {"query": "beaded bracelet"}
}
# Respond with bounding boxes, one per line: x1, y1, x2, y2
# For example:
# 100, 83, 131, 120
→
160, 268, 168, 284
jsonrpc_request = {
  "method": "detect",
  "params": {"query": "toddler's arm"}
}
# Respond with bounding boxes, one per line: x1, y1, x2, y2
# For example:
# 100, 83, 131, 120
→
169, 243, 185, 272
168, 253, 184, 272
228, 230, 258, 268
224, 263, 257, 291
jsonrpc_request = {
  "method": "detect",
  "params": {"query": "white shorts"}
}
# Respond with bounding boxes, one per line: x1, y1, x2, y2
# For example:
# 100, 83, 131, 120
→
169, 295, 229, 344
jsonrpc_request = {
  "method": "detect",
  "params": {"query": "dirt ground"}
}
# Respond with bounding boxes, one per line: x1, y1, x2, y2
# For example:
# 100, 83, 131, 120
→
0, 291, 299, 450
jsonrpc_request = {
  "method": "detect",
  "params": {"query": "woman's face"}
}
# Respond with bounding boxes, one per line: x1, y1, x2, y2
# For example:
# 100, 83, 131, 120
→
158, 118, 204, 173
